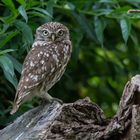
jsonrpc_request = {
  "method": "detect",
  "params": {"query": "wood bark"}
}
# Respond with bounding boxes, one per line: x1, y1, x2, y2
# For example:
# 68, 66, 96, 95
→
1, 75, 140, 140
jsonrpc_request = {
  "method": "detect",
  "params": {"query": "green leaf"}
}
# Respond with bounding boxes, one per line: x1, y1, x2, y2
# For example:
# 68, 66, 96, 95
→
72, 13, 96, 41
0, 24, 9, 35
0, 49, 15, 55
32, 7, 53, 18
120, 18, 131, 43
64, 2, 75, 10
14, 20, 33, 45
28, 11, 50, 18
0, 31, 19, 48
126, 0, 140, 3
8, 55, 22, 73
17, 0, 26, 6
99, 0, 118, 4
18, 5, 28, 23
1, 0, 16, 12
94, 16, 105, 47
2, 14, 18, 24
0, 55, 18, 88
46, 0, 54, 18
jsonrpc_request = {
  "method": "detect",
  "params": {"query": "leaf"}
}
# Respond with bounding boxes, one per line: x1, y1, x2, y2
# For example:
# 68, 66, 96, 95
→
120, 18, 131, 43
8, 55, 22, 73
64, 2, 75, 10
0, 24, 9, 35
0, 55, 18, 88
18, 5, 28, 23
46, 0, 54, 17
0, 49, 15, 55
2, 14, 18, 24
72, 13, 96, 41
99, 0, 118, 3
0, 31, 19, 48
94, 16, 105, 47
126, 0, 140, 3
17, 0, 26, 6
28, 11, 50, 18
14, 20, 33, 45
32, 7, 53, 18
1, 0, 16, 12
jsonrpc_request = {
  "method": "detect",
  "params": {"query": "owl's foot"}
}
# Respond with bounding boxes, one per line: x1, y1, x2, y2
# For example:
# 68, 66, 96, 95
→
51, 97, 63, 105
40, 92, 63, 105
41, 97, 63, 105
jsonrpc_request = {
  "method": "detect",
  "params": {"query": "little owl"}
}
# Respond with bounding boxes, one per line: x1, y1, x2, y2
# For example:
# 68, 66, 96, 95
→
10, 22, 72, 114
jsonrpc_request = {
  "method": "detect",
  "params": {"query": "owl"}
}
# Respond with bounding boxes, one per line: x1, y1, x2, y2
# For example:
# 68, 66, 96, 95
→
10, 22, 72, 114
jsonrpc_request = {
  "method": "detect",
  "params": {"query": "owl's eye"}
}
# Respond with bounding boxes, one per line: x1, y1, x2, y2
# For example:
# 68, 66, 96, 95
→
58, 30, 64, 36
43, 30, 49, 36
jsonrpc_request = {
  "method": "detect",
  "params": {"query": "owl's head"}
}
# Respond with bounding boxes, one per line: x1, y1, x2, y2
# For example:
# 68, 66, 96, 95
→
35, 22, 70, 42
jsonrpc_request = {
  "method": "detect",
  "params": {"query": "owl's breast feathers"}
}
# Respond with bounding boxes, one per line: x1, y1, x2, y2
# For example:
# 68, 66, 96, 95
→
15, 40, 72, 105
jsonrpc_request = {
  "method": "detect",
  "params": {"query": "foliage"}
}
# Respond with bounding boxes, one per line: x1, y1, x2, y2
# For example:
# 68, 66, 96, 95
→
0, 0, 140, 128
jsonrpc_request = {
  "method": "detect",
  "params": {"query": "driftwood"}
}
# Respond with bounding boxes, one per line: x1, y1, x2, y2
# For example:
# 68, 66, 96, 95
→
1, 75, 140, 140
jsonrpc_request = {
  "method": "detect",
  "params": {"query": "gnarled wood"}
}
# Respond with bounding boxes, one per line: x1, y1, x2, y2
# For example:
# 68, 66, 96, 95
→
1, 75, 140, 140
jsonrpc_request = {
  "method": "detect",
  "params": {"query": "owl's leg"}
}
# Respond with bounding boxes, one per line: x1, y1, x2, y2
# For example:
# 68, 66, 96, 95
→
51, 97, 63, 104
40, 92, 63, 104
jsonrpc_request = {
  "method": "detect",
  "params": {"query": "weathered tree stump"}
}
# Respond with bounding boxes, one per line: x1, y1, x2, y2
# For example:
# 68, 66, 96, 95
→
1, 75, 140, 140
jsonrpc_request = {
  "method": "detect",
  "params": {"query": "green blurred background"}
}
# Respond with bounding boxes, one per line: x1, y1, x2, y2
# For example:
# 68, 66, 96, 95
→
0, 0, 140, 129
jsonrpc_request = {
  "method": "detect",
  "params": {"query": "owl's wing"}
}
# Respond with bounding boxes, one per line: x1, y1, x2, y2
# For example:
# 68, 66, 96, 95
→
11, 43, 56, 114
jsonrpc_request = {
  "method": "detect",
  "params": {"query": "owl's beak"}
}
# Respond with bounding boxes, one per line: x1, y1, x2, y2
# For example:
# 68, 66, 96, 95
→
51, 34, 56, 41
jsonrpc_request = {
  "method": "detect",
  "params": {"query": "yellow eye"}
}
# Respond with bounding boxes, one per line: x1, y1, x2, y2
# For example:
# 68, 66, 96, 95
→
43, 30, 49, 36
58, 30, 64, 36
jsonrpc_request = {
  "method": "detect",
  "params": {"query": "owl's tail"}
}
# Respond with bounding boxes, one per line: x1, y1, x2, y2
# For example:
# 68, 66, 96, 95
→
10, 103, 19, 115
10, 91, 22, 115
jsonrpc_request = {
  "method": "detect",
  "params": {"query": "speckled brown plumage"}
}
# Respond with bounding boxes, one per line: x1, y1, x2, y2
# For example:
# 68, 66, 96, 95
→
11, 22, 72, 114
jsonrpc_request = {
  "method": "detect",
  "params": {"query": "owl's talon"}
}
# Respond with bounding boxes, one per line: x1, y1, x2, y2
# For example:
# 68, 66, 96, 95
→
51, 98, 63, 105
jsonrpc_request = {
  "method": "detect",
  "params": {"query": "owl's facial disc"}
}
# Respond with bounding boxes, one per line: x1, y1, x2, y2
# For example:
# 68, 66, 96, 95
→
42, 29, 56, 42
